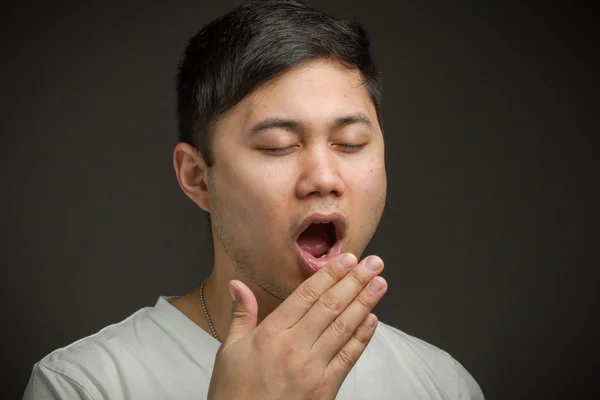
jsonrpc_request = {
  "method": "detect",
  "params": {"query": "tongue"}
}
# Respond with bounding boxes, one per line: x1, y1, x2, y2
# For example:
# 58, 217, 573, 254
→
297, 224, 331, 257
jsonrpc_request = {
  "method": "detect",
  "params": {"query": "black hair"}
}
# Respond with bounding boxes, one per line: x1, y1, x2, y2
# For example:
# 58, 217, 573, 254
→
176, 0, 383, 166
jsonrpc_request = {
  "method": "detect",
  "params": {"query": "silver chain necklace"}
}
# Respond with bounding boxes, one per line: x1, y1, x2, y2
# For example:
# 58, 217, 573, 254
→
200, 278, 221, 342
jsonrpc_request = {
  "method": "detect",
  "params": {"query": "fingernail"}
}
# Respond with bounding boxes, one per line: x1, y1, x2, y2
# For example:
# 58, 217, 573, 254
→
368, 277, 385, 292
365, 256, 382, 271
229, 283, 240, 301
338, 253, 355, 270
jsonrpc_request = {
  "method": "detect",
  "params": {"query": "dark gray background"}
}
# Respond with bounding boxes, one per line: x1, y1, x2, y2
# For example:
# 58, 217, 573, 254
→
1, 1, 598, 399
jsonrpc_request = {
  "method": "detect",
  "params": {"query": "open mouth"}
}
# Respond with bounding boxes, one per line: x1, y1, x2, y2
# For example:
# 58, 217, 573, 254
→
295, 213, 345, 275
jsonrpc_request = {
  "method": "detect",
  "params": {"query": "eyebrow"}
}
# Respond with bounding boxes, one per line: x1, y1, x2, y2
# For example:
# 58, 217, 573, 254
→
332, 112, 373, 130
249, 112, 373, 135
250, 118, 301, 135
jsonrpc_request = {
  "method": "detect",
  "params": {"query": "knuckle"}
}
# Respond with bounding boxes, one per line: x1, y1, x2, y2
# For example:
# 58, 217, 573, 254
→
317, 292, 340, 314
297, 357, 312, 380
309, 381, 331, 400
337, 347, 356, 368
231, 307, 252, 321
322, 266, 339, 284
349, 271, 367, 288
354, 327, 373, 345
278, 334, 298, 361
330, 318, 350, 338
254, 324, 278, 348
296, 282, 320, 305
355, 294, 371, 310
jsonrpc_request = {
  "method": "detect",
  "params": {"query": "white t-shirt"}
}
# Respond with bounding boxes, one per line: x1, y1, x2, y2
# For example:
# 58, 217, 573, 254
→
23, 296, 484, 399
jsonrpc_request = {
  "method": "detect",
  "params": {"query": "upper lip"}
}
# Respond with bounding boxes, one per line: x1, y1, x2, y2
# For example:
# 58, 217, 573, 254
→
295, 212, 346, 242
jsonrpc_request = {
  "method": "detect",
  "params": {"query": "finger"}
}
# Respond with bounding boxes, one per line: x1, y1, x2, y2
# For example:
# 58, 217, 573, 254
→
267, 253, 357, 328
221, 280, 258, 349
312, 276, 387, 362
292, 255, 384, 343
322, 313, 379, 390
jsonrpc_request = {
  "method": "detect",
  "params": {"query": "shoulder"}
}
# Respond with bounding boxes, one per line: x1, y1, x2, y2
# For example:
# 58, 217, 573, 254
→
370, 321, 485, 400
41, 305, 157, 367
24, 305, 158, 399
372, 322, 454, 369
24, 297, 219, 399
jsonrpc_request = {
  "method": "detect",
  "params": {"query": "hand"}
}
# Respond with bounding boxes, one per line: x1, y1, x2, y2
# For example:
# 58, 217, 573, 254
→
207, 253, 387, 400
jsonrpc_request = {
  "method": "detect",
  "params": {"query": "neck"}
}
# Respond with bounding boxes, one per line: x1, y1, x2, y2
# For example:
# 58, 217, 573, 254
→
202, 262, 283, 341
172, 255, 284, 342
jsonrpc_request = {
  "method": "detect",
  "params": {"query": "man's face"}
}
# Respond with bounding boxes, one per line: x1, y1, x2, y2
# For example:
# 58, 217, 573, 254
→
208, 59, 387, 300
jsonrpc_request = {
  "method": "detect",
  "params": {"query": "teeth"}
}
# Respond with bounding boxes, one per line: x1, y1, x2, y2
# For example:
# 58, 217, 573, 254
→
320, 252, 328, 259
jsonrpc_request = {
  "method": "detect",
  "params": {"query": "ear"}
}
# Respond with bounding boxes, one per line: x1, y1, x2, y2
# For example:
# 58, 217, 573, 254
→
173, 142, 211, 212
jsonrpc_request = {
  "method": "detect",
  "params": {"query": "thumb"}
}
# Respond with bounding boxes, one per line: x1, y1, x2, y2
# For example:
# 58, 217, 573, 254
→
222, 280, 258, 348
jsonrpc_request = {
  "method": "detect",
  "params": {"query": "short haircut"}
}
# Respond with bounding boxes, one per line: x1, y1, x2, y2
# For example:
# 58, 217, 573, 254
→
176, 0, 383, 166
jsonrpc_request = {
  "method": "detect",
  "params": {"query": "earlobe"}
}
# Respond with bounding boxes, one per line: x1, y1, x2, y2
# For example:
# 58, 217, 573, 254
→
173, 143, 211, 212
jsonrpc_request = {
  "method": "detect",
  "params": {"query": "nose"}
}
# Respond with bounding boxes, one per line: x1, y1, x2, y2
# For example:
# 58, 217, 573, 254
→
295, 145, 346, 198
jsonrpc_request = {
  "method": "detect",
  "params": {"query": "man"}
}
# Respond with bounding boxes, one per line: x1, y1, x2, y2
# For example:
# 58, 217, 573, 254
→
23, 1, 484, 399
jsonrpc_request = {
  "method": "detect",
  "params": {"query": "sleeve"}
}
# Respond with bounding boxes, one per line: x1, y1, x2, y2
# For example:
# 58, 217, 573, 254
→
453, 359, 485, 400
22, 363, 94, 400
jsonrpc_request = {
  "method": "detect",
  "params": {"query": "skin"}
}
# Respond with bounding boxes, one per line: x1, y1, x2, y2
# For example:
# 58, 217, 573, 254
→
172, 58, 387, 346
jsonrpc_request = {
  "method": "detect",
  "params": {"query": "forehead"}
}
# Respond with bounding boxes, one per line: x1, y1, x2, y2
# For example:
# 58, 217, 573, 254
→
218, 60, 379, 134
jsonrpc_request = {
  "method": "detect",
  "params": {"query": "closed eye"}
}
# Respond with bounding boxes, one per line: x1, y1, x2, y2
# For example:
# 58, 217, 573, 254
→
336, 144, 366, 153
259, 144, 366, 156
260, 146, 297, 156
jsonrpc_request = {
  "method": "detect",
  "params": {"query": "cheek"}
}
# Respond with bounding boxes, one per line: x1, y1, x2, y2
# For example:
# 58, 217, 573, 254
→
226, 165, 293, 222
353, 162, 387, 227
354, 158, 386, 194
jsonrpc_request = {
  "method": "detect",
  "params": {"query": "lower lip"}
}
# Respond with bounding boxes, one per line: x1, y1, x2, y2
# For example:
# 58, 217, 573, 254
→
296, 239, 343, 275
